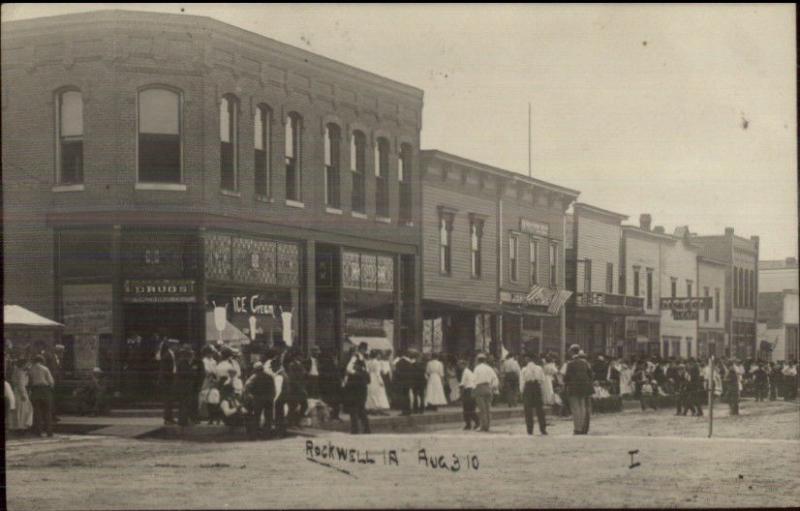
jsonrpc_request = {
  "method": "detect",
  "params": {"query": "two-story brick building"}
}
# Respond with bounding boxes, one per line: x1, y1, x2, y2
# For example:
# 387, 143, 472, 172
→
419, 150, 579, 357
2, 10, 424, 384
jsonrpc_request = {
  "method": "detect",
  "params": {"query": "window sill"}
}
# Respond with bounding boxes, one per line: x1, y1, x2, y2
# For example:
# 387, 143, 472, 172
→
325, 207, 343, 215
375, 216, 391, 224
351, 211, 368, 220
285, 199, 305, 209
135, 183, 187, 192
220, 189, 241, 198
255, 195, 273, 204
52, 184, 85, 192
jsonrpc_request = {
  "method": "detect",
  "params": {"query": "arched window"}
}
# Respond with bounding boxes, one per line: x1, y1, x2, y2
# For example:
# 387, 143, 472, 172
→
56, 89, 84, 184
254, 104, 272, 198
375, 137, 390, 217
324, 123, 341, 208
138, 87, 181, 184
220, 94, 239, 191
398, 143, 413, 224
285, 112, 302, 201
350, 130, 367, 214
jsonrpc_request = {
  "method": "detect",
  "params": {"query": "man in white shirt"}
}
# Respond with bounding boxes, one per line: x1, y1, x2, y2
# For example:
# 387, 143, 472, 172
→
473, 353, 500, 432
519, 354, 548, 435
501, 354, 521, 407
458, 356, 479, 430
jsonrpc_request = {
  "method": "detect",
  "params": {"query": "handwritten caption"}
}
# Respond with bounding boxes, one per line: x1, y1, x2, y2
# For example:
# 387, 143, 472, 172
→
305, 440, 479, 474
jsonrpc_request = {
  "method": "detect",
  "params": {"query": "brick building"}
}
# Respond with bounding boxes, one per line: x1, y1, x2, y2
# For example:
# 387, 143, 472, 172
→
2, 10, 424, 386
691, 228, 760, 358
419, 150, 578, 357
758, 257, 799, 361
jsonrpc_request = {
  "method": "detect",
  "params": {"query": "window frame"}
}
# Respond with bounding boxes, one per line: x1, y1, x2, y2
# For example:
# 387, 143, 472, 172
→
645, 269, 653, 309
470, 216, 484, 279
375, 137, 390, 218
55, 88, 85, 186
284, 111, 303, 202
633, 266, 641, 297
254, 103, 272, 199
219, 93, 239, 192
606, 262, 614, 294
398, 143, 413, 224
529, 238, 538, 286
549, 243, 558, 287
714, 287, 720, 322
351, 130, 367, 214
509, 234, 519, 282
704, 286, 710, 322
324, 123, 341, 208
439, 211, 455, 275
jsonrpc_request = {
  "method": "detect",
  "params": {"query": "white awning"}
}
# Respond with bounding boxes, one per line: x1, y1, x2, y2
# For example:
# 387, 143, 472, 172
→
3, 305, 63, 328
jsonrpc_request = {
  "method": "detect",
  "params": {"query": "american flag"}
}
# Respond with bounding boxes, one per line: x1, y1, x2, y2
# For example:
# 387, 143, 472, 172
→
526, 284, 546, 304
547, 290, 573, 315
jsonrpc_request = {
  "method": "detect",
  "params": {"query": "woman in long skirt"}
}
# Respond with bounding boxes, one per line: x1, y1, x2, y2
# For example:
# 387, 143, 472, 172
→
619, 359, 634, 396
9, 359, 33, 432
365, 352, 390, 414
541, 355, 558, 406
446, 357, 461, 403
424, 353, 448, 410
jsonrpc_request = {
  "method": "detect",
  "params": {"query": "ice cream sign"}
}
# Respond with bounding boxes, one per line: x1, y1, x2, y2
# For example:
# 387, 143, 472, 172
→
209, 294, 278, 316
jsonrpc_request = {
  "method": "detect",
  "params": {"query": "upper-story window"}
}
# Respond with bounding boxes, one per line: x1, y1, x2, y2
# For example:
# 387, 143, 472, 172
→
549, 243, 558, 287
56, 89, 84, 184
398, 144, 413, 224
324, 123, 341, 208
220, 94, 238, 191
670, 278, 677, 298
471, 217, 484, 278
375, 137, 390, 217
646, 269, 653, 309
285, 112, 302, 201
509, 235, 519, 282
633, 266, 641, 297
529, 239, 538, 286
606, 262, 614, 293
138, 88, 181, 184
254, 104, 272, 198
704, 287, 710, 322
351, 130, 367, 213
714, 288, 720, 322
439, 211, 454, 275
583, 259, 592, 293
686, 280, 693, 298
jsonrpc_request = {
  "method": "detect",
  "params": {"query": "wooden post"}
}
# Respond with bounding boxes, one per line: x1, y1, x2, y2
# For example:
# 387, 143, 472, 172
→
708, 354, 714, 438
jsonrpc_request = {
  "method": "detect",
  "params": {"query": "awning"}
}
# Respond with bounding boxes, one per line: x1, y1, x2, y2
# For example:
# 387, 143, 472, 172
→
500, 304, 556, 318
3, 305, 63, 328
205, 312, 250, 344
423, 299, 498, 319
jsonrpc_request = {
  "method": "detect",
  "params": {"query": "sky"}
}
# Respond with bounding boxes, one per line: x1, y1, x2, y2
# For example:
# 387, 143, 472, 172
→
3, 3, 797, 260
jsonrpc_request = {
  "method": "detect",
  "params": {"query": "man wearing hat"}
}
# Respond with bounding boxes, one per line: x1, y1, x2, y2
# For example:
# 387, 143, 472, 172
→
245, 361, 275, 439
394, 349, 416, 416
343, 342, 371, 434
28, 354, 55, 437
157, 338, 180, 425
472, 353, 500, 432
45, 344, 65, 423
563, 344, 593, 435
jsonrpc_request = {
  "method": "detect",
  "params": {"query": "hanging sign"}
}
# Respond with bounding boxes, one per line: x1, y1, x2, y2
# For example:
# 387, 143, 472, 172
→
123, 279, 197, 303
520, 218, 549, 237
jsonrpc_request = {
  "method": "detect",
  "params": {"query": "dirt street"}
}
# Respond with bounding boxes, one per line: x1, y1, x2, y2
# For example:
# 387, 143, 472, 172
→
6, 400, 799, 509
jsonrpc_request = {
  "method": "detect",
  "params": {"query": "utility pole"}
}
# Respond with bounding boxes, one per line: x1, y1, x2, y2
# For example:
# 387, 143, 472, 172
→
708, 354, 715, 437
528, 102, 532, 177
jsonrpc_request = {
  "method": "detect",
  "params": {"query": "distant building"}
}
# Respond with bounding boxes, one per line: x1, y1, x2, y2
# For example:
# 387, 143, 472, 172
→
691, 228, 759, 358
758, 257, 799, 361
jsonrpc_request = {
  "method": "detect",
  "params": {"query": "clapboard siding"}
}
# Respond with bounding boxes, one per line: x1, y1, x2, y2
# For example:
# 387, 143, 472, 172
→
623, 232, 662, 313
575, 211, 621, 294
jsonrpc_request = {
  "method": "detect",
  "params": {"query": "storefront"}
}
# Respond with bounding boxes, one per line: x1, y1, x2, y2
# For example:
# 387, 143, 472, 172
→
698, 329, 726, 358
500, 287, 570, 356
624, 316, 660, 357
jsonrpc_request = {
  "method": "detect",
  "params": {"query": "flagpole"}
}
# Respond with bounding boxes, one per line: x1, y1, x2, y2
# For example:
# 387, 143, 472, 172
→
528, 102, 532, 177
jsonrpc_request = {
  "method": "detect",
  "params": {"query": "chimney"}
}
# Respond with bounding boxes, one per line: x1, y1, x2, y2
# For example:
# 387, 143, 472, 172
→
674, 226, 690, 238
750, 235, 759, 245
639, 214, 652, 231
653, 226, 665, 234
786, 257, 797, 266
725, 227, 734, 237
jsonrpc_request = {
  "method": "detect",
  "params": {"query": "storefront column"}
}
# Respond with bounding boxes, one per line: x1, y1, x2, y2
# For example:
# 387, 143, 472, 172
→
111, 225, 123, 389
304, 240, 316, 353
393, 253, 401, 352
413, 253, 423, 351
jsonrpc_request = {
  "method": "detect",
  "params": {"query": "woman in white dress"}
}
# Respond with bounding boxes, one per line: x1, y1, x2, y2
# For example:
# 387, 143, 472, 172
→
198, 345, 218, 421
424, 353, 448, 410
541, 355, 557, 406
9, 358, 33, 431
619, 359, 634, 396
365, 352, 390, 414
446, 357, 461, 403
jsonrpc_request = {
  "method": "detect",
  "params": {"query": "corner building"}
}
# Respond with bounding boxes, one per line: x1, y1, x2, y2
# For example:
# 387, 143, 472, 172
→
2, 11, 424, 383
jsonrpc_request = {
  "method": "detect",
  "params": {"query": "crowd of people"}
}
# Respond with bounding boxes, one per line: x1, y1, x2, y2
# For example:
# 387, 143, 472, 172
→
5, 333, 799, 440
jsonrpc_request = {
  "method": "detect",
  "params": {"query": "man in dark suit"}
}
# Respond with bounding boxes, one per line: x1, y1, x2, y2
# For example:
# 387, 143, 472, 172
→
411, 352, 427, 413
344, 342, 370, 434
318, 349, 343, 421
156, 338, 179, 425
394, 350, 415, 416
563, 344, 593, 435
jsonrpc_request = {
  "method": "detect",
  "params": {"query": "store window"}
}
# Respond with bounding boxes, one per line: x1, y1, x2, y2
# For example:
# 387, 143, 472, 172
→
220, 94, 238, 191
375, 137, 390, 217
351, 130, 367, 213
254, 104, 272, 198
56, 89, 84, 184
285, 112, 302, 201
139, 87, 182, 184
324, 123, 341, 208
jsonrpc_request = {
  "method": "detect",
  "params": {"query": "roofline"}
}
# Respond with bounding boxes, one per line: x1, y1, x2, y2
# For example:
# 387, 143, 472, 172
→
697, 256, 728, 267
420, 149, 581, 198
1, 9, 425, 101
573, 202, 628, 221
622, 225, 677, 241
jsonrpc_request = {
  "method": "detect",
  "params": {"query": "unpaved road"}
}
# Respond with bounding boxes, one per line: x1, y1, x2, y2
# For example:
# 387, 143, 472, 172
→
6, 400, 799, 509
